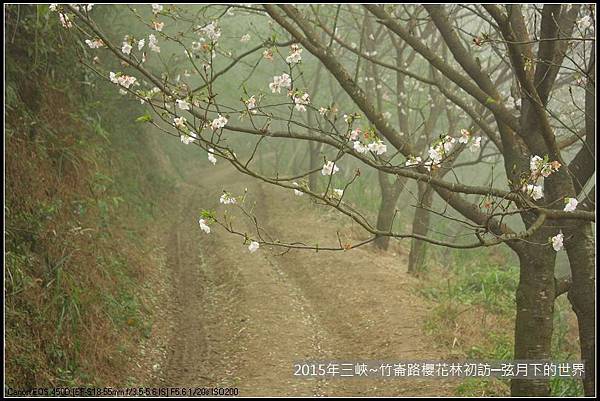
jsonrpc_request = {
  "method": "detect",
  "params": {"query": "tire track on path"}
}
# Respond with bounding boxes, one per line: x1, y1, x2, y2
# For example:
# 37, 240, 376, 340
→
158, 162, 456, 396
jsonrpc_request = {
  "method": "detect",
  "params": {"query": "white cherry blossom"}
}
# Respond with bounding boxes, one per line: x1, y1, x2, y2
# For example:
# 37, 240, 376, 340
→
198, 218, 211, 234
405, 155, 422, 167
208, 148, 217, 165
551, 232, 564, 252
173, 116, 187, 129
148, 34, 160, 52
522, 184, 544, 200
367, 140, 387, 155
153, 21, 164, 31
353, 141, 369, 154
292, 182, 303, 196
176, 99, 191, 110
263, 49, 273, 61
469, 136, 482, 153
458, 129, 470, 144
321, 160, 339, 176
180, 132, 196, 144
85, 38, 104, 49
211, 114, 228, 130
428, 146, 444, 165
152, 4, 163, 14
292, 92, 310, 112
248, 241, 260, 253
246, 95, 257, 113
121, 41, 132, 55
530, 155, 543, 175
442, 135, 456, 153
286, 44, 302, 64
564, 197, 578, 212
349, 128, 361, 141
59, 13, 72, 28
200, 21, 221, 42
220, 192, 237, 205
269, 73, 292, 94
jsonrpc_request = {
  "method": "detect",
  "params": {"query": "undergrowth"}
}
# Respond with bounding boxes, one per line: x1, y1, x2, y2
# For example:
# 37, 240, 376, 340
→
417, 247, 583, 396
5, 5, 174, 389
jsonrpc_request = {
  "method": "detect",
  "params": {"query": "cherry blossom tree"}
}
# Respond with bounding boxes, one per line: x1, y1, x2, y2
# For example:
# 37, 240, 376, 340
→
58, 4, 595, 396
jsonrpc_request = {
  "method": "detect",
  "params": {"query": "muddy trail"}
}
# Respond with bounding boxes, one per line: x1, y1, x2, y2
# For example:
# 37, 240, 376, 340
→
143, 161, 456, 396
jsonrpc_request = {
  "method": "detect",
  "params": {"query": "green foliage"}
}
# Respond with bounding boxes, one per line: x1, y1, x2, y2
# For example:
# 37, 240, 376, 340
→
136, 113, 154, 123
200, 209, 217, 221
5, 4, 174, 388
420, 249, 583, 396
419, 255, 518, 314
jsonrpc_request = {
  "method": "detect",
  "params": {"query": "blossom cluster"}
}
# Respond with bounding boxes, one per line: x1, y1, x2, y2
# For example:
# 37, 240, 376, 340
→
219, 192, 237, 205
207, 148, 217, 165
211, 115, 228, 131
404, 129, 480, 170
348, 127, 387, 156
286, 44, 302, 64
176, 98, 191, 111
109, 72, 139, 95
424, 135, 455, 171
50, 3, 94, 29
521, 155, 562, 201
198, 218, 211, 234
458, 129, 482, 153
199, 21, 221, 42
321, 160, 339, 176
292, 182, 304, 196
151, 4, 163, 14
85, 38, 104, 49
269, 73, 292, 94
173, 116, 187, 129
245, 95, 258, 114
120, 34, 159, 56
180, 131, 198, 145
291, 91, 311, 112
551, 232, 564, 252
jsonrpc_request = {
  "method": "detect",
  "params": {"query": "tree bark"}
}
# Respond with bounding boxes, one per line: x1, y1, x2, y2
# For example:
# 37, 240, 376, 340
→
308, 141, 322, 193
565, 222, 596, 396
511, 225, 557, 396
374, 172, 405, 250
408, 181, 434, 275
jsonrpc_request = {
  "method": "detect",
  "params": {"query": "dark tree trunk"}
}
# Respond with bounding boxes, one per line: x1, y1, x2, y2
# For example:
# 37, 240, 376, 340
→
510, 220, 557, 397
407, 181, 433, 275
374, 172, 405, 250
565, 223, 596, 396
308, 141, 322, 193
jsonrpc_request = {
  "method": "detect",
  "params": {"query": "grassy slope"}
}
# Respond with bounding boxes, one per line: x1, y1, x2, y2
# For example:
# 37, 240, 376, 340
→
5, 5, 175, 388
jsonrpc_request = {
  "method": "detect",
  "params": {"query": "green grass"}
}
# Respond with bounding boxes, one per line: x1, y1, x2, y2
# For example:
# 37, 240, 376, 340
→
419, 249, 584, 397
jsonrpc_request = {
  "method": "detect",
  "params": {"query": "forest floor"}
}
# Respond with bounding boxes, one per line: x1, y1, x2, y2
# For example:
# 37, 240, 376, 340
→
132, 159, 458, 396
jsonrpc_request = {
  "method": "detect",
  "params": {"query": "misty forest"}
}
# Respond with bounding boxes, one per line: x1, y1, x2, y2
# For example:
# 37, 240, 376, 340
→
4, 3, 596, 398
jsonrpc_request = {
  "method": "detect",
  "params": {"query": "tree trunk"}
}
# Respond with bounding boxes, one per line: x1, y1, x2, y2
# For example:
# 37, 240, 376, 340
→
291, 141, 308, 176
407, 181, 433, 275
374, 172, 405, 250
308, 141, 322, 193
565, 222, 596, 396
510, 226, 557, 396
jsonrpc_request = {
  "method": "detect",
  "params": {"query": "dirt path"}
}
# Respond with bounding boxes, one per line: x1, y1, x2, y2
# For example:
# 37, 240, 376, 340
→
152, 162, 456, 396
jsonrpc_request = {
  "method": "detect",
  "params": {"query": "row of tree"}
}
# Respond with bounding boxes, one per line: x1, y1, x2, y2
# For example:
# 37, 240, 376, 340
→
60, 4, 595, 396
